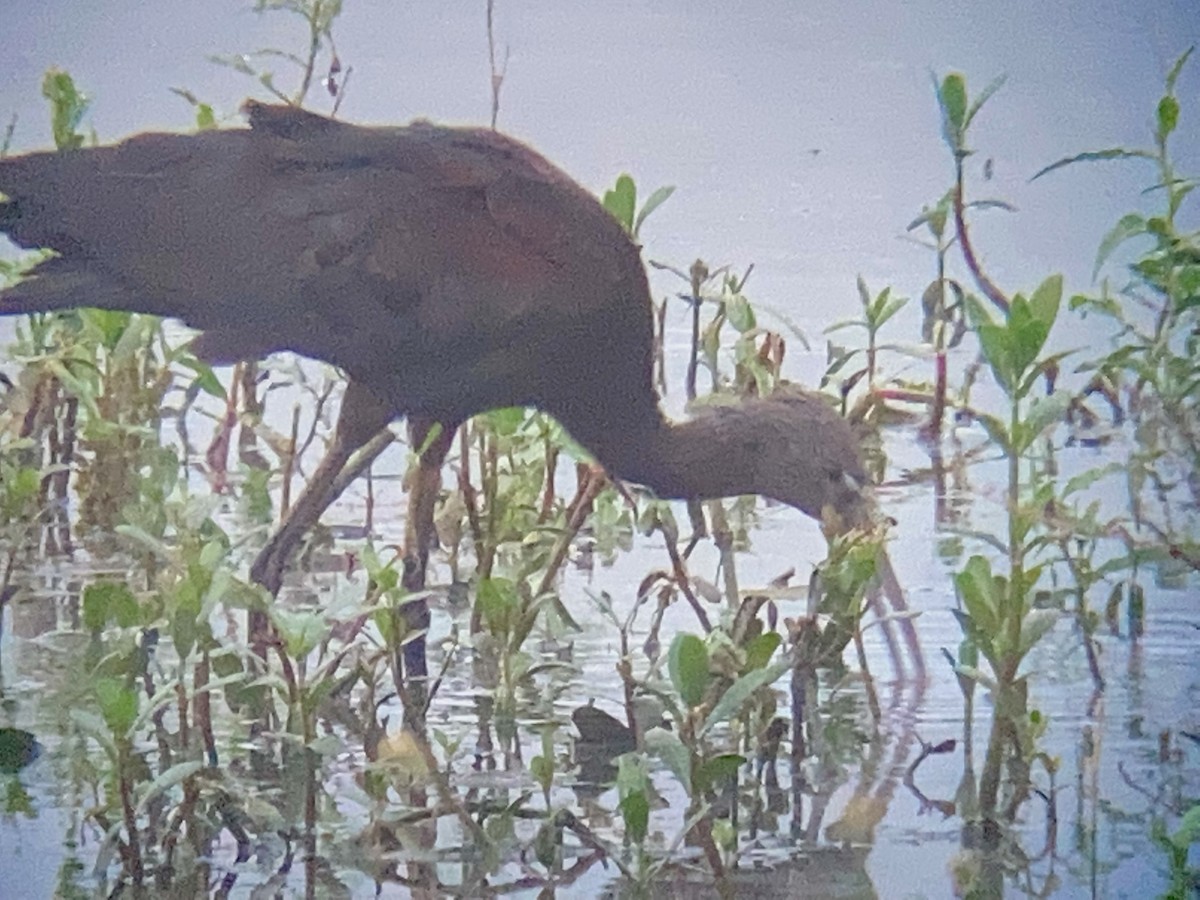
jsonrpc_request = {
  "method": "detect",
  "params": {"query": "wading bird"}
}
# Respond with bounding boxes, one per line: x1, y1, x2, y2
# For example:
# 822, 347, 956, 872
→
0, 101, 903, 688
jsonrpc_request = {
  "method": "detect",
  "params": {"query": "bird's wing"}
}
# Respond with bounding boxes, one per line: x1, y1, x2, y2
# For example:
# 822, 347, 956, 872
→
0, 108, 651, 411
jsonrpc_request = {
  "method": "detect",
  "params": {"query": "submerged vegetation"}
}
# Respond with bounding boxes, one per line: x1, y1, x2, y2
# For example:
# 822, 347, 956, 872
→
0, 3, 1196, 897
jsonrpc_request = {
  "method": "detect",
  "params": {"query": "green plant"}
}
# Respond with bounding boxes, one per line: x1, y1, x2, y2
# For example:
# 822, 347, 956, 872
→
1033, 47, 1199, 556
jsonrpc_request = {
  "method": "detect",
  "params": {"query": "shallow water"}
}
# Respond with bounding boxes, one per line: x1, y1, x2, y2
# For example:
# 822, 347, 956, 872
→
2, 3, 1199, 898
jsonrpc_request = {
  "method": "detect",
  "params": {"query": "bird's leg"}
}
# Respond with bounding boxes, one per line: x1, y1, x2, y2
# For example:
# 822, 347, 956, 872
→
250, 379, 396, 595
396, 417, 455, 729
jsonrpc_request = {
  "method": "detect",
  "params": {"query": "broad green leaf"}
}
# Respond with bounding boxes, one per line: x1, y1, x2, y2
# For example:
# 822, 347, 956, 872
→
973, 412, 1012, 455
725, 294, 755, 332
83, 581, 141, 632
965, 73, 1008, 129
644, 727, 691, 793
694, 754, 744, 795
477, 577, 520, 637
1157, 95, 1180, 141
1012, 392, 1071, 455
481, 406, 526, 436
940, 73, 968, 133
95, 678, 139, 735
976, 322, 1014, 394
137, 761, 204, 813
955, 556, 1000, 636
196, 103, 216, 131
668, 633, 709, 708
744, 632, 781, 671
272, 608, 326, 659
874, 293, 909, 330
619, 790, 649, 844
177, 356, 228, 399
633, 184, 676, 237
42, 69, 89, 151
602, 174, 637, 233
530, 755, 553, 792
1027, 275, 1062, 329
1020, 608, 1061, 656
1172, 802, 1200, 848
534, 820, 558, 869
700, 660, 789, 738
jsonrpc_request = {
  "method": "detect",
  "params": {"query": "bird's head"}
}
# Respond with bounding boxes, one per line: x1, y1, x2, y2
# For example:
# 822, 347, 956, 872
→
692, 386, 874, 530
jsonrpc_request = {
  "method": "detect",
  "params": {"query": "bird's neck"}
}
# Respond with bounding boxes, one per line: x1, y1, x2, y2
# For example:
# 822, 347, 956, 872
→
577, 412, 758, 503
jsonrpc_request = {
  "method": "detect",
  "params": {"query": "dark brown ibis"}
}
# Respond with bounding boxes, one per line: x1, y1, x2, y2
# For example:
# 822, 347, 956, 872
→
0, 101, 884, 684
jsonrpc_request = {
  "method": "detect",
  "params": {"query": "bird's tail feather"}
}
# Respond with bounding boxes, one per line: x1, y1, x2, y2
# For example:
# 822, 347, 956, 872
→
0, 257, 154, 317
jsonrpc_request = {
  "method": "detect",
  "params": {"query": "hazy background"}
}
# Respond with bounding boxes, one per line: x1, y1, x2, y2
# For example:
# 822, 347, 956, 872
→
1, 5, 1198, 897
2, 1, 1197, 354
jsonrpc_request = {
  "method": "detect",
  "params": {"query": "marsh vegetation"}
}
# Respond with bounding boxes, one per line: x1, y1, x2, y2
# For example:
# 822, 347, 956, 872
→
0, 4, 1196, 898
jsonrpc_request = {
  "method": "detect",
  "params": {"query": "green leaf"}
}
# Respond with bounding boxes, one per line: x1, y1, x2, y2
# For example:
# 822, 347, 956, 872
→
477, 577, 520, 637
955, 556, 1000, 636
1030, 148, 1156, 181
633, 185, 675, 237
1027, 275, 1062, 329
856, 274, 872, 311
530, 755, 554, 792
668, 633, 709, 708
644, 727, 691, 794
1092, 214, 1148, 280
974, 411, 1012, 455
602, 174, 637, 233
42, 68, 89, 151
481, 406, 526, 436
700, 660, 789, 738
1063, 462, 1123, 497
95, 678, 139, 736
725, 294, 756, 332
976, 322, 1015, 395
744, 631, 781, 670
1020, 609, 1061, 656
137, 761, 204, 813
965, 73, 1008, 129
271, 608, 326, 659
1165, 46, 1194, 94
196, 103, 216, 131
874, 293, 909, 330
1012, 392, 1071, 455
82, 581, 141, 632
694, 753, 745, 795
619, 790, 649, 844
940, 73, 968, 133
534, 819, 559, 869
1157, 95, 1180, 142
1172, 801, 1200, 848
